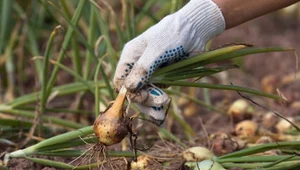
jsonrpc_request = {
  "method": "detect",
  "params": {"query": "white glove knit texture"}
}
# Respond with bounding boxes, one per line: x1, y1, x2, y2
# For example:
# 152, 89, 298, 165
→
114, 0, 225, 125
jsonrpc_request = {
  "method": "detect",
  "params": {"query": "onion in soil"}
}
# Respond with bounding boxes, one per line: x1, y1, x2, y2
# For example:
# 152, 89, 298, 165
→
130, 155, 162, 170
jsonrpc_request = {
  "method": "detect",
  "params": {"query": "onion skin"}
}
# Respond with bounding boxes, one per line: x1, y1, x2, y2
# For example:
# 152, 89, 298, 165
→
93, 113, 130, 146
193, 160, 226, 170
235, 120, 258, 139
183, 147, 215, 162
130, 155, 161, 170
93, 87, 130, 146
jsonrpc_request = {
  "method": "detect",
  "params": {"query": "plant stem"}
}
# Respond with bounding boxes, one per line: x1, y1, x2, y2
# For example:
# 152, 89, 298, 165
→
9, 126, 93, 158
40, 26, 62, 136
154, 45, 247, 76
219, 141, 300, 159
221, 161, 300, 169
154, 80, 281, 100
0, 0, 13, 54
46, 0, 86, 99
0, 108, 84, 129
218, 155, 300, 163
36, 150, 136, 157
49, 60, 94, 94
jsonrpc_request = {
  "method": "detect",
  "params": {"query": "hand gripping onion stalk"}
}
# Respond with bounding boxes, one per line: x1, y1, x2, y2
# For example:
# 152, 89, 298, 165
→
93, 86, 130, 146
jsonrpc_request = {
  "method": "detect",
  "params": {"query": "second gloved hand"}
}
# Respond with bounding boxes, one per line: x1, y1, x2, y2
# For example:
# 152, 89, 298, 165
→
114, 0, 225, 125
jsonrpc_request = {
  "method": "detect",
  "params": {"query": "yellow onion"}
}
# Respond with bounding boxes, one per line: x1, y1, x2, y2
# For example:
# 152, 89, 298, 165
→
130, 155, 161, 170
193, 160, 226, 170
183, 146, 215, 162
235, 120, 258, 139
261, 112, 279, 130
276, 117, 295, 133
227, 99, 253, 122
93, 86, 130, 146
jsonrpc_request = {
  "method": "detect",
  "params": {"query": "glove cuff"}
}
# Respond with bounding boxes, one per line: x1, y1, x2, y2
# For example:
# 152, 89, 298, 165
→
176, 0, 225, 44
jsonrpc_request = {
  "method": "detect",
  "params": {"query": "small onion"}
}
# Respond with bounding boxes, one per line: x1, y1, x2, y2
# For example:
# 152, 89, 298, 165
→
261, 74, 278, 94
130, 155, 161, 170
235, 120, 258, 139
227, 99, 253, 122
183, 146, 215, 162
291, 101, 300, 110
276, 117, 295, 133
193, 160, 226, 170
261, 112, 278, 130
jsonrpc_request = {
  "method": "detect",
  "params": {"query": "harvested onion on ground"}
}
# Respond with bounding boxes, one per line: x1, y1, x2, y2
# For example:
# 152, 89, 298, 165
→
227, 99, 253, 122
130, 155, 162, 170
182, 147, 226, 170
93, 86, 131, 146
276, 117, 295, 133
193, 160, 226, 170
183, 146, 215, 162
234, 120, 258, 139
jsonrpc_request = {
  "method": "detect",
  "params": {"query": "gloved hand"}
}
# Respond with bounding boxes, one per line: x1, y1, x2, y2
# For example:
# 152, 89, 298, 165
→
114, 0, 225, 125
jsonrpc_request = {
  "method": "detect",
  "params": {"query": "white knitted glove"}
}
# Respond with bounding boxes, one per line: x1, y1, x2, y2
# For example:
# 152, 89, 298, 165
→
114, 0, 225, 125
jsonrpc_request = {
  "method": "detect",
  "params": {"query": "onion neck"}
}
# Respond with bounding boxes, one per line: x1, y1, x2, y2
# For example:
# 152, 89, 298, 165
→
109, 86, 128, 118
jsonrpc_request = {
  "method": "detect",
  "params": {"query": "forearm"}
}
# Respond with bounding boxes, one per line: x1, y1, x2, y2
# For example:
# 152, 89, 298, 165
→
213, 0, 300, 29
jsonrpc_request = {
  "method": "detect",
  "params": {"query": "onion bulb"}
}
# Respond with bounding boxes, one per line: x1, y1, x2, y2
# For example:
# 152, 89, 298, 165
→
193, 160, 225, 170
93, 86, 130, 146
183, 146, 215, 162
276, 117, 295, 133
130, 155, 161, 170
235, 120, 258, 139
262, 112, 278, 130
227, 99, 253, 122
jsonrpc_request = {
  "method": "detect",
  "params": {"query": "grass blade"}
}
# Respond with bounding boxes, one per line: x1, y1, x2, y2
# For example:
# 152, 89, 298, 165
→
4, 21, 20, 100
154, 46, 294, 77
156, 65, 238, 81
9, 126, 94, 158
47, 1, 116, 100
135, 0, 156, 24
36, 150, 136, 158
197, 47, 295, 66
0, 0, 14, 54
221, 161, 300, 169
219, 141, 300, 159
46, 0, 87, 99
218, 155, 300, 163
5, 81, 105, 108
153, 80, 281, 100
48, 59, 94, 93
38, 137, 97, 152
84, 2, 97, 80
153, 45, 247, 76
59, 0, 83, 78
260, 155, 295, 168
0, 108, 84, 129
39, 26, 62, 134
24, 156, 74, 169
92, 3, 116, 67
